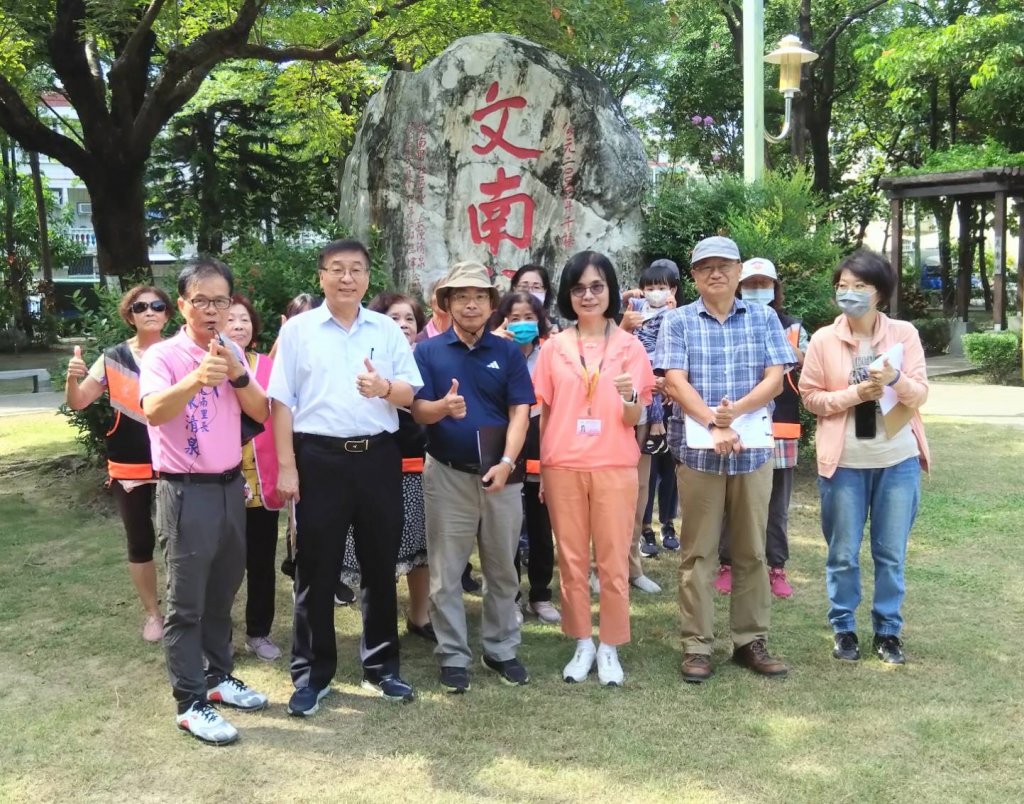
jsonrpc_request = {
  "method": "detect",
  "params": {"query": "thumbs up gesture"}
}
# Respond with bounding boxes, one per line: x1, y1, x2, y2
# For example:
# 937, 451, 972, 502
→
196, 337, 229, 387
712, 396, 735, 428
613, 358, 634, 401
491, 317, 513, 340
356, 356, 385, 398
67, 344, 88, 380
444, 378, 467, 419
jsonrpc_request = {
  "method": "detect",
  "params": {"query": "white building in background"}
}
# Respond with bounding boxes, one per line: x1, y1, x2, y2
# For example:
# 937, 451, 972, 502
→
18, 93, 196, 289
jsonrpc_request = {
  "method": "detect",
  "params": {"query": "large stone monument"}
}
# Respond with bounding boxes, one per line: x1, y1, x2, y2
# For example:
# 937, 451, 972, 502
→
338, 33, 650, 294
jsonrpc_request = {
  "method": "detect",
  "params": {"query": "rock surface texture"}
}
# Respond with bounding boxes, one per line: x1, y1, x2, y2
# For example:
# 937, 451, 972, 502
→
339, 33, 650, 294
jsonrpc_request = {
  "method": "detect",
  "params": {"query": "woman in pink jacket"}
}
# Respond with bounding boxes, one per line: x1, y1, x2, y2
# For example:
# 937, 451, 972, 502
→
799, 250, 930, 666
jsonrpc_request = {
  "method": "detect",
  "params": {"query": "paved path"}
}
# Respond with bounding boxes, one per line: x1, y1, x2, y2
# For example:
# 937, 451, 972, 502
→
925, 354, 975, 377
0, 391, 64, 417
923, 381, 1024, 428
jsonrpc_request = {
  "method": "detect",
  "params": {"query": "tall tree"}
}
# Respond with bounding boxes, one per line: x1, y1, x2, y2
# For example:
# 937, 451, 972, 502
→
0, 0, 425, 279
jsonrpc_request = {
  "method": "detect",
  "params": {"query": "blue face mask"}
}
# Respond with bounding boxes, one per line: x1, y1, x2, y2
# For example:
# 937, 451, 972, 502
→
741, 288, 775, 306
508, 320, 539, 345
835, 290, 873, 318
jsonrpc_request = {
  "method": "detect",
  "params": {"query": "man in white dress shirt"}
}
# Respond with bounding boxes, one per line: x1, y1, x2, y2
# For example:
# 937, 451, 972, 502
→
268, 239, 424, 714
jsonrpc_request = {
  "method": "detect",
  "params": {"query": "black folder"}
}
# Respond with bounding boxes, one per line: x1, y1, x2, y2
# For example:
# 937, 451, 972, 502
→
477, 424, 525, 484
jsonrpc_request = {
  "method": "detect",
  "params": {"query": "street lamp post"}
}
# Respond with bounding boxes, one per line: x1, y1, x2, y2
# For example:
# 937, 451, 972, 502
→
742, 1, 817, 183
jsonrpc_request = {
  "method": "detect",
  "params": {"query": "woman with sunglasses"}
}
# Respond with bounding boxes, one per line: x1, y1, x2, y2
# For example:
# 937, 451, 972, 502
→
533, 251, 655, 686
66, 285, 173, 642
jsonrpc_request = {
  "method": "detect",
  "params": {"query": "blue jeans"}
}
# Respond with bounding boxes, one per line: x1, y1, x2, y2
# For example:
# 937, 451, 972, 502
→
818, 457, 921, 637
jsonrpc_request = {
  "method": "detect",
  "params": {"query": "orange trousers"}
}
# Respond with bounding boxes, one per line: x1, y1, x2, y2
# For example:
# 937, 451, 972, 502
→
543, 467, 638, 645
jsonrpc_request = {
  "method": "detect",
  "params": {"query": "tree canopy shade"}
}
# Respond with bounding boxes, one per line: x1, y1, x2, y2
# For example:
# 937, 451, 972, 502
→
0, 0, 426, 279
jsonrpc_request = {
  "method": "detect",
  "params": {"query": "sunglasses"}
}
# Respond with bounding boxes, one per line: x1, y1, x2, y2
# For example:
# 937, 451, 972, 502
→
130, 300, 168, 314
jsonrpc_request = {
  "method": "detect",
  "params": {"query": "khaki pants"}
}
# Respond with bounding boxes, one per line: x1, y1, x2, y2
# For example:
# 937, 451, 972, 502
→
422, 457, 523, 668
676, 461, 773, 654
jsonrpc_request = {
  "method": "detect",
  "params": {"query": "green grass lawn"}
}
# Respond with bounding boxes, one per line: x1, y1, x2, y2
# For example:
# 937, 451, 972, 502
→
0, 413, 1022, 803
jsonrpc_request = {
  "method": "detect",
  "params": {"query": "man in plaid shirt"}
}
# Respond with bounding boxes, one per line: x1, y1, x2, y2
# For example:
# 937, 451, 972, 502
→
654, 236, 797, 683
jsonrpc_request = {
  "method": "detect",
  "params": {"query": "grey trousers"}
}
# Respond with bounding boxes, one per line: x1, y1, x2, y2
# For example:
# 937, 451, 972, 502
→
422, 457, 523, 668
156, 476, 246, 704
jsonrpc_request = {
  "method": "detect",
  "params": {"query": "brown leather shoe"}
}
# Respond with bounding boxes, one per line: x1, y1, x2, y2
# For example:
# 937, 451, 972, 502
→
681, 652, 713, 684
732, 639, 788, 677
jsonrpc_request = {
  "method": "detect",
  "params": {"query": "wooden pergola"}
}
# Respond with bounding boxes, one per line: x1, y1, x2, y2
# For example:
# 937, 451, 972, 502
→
879, 167, 1024, 328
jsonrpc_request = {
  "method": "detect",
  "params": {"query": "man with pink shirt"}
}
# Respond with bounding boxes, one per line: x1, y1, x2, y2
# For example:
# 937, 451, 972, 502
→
140, 258, 271, 746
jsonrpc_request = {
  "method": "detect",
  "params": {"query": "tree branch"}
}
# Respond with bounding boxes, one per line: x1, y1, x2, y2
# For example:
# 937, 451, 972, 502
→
0, 77, 92, 181
110, 0, 167, 70
48, 0, 113, 148
820, 0, 892, 55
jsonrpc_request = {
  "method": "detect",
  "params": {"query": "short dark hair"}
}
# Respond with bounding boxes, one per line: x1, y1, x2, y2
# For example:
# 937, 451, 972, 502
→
118, 284, 172, 328
556, 251, 621, 321
229, 294, 261, 348
367, 292, 426, 333
318, 238, 370, 271
832, 249, 895, 302
510, 264, 552, 303
489, 291, 552, 339
284, 293, 322, 319
177, 257, 234, 298
640, 260, 680, 289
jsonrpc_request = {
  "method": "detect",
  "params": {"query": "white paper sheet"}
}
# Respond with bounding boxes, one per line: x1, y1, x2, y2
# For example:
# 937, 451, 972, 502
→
868, 343, 904, 415
684, 407, 774, 450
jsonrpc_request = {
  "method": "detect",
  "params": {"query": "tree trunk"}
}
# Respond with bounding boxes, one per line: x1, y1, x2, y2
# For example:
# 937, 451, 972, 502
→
932, 199, 955, 316
28, 150, 55, 314
978, 207, 991, 313
1, 138, 33, 339
807, 106, 832, 195
195, 110, 223, 255
956, 199, 973, 321
89, 167, 152, 282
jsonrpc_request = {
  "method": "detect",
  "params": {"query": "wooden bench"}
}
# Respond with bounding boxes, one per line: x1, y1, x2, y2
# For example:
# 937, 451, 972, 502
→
0, 368, 52, 393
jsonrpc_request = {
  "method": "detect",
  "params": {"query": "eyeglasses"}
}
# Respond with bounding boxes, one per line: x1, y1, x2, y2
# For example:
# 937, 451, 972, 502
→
570, 282, 606, 299
692, 262, 739, 277
320, 265, 367, 279
187, 296, 232, 311
130, 300, 168, 314
450, 291, 491, 305
516, 283, 544, 292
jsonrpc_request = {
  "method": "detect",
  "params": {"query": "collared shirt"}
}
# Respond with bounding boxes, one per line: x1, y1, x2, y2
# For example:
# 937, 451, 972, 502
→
414, 329, 536, 465
653, 297, 796, 475
267, 303, 423, 438
139, 328, 245, 474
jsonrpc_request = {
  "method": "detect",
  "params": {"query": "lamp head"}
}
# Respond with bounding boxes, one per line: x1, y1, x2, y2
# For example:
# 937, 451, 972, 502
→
765, 34, 818, 96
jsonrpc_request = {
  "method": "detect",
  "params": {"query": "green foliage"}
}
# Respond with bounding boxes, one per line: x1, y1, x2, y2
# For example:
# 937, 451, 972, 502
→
896, 139, 1024, 176
912, 318, 951, 356
961, 331, 1022, 384
643, 170, 841, 332
899, 279, 932, 320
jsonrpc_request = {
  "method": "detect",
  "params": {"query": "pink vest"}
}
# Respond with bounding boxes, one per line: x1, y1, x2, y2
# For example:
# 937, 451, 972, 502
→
251, 353, 283, 511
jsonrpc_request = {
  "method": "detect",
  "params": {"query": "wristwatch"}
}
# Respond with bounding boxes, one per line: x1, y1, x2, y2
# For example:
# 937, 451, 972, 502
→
622, 388, 638, 406
499, 456, 516, 470
229, 372, 251, 389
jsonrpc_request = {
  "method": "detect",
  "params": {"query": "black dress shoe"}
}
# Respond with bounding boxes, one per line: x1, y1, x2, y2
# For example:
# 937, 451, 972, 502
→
361, 672, 415, 702
873, 634, 905, 665
406, 619, 437, 643
461, 564, 481, 594
334, 581, 356, 606
833, 631, 860, 661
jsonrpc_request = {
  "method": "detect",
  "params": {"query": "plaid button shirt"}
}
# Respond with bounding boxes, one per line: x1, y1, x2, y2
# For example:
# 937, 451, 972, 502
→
653, 298, 797, 475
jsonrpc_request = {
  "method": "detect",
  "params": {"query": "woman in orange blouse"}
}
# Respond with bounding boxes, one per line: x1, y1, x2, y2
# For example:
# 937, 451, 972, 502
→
533, 251, 655, 687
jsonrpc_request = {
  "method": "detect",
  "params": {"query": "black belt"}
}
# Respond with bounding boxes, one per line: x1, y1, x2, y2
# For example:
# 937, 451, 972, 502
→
298, 432, 392, 453
433, 458, 481, 475
160, 465, 242, 484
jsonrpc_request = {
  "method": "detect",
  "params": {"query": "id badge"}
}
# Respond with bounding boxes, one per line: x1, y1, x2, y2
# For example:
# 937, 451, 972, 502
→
576, 418, 602, 437
243, 481, 254, 502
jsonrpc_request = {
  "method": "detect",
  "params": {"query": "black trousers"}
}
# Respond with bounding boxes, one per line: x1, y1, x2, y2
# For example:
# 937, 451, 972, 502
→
110, 481, 156, 563
514, 481, 555, 603
292, 434, 402, 688
245, 505, 280, 637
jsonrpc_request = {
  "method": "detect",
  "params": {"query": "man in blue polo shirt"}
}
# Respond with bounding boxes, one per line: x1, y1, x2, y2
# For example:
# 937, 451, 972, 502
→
412, 261, 535, 693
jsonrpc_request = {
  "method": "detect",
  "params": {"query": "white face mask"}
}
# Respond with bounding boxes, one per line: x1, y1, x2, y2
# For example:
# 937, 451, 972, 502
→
644, 289, 670, 308
530, 290, 546, 307
741, 287, 775, 306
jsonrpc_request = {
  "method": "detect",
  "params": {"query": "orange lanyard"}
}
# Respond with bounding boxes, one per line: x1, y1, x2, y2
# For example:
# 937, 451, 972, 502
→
575, 322, 610, 416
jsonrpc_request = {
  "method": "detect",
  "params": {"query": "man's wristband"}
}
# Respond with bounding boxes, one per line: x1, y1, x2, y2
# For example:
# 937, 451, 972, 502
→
382, 378, 393, 399
229, 372, 250, 389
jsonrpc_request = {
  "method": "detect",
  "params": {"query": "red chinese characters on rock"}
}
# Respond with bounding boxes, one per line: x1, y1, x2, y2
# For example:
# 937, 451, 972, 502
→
468, 82, 541, 256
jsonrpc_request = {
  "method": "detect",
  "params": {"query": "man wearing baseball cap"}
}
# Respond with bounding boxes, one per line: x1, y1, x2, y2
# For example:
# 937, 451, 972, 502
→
654, 236, 797, 683
411, 261, 536, 693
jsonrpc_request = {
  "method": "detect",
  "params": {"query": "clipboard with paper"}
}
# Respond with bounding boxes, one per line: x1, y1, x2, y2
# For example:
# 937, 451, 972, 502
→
684, 407, 774, 449
868, 344, 914, 438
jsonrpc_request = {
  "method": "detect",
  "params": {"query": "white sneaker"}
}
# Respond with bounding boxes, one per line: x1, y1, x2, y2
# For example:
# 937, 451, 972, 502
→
563, 639, 596, 683
596, 643, 624, 687
589, 571, 601, 595
526, 600, 562, 624
631, 575, 662, 594
176, 701, 239, 745
206, 675, 269, 711
244, 635, 282, 662
515, 606, 525, 626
